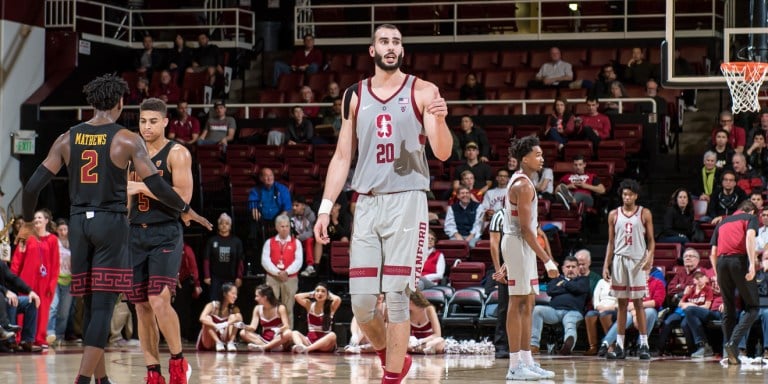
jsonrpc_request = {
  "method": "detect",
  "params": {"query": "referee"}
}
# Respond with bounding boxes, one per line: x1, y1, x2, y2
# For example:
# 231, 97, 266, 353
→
710, 200, 759, 365
489, 208, 509, 359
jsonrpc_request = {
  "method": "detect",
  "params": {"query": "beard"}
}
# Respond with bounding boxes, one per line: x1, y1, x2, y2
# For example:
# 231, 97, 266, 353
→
374, 51, 403, 72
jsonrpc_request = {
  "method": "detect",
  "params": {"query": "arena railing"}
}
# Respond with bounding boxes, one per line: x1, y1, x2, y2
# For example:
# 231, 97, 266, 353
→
44, 0, 256, 49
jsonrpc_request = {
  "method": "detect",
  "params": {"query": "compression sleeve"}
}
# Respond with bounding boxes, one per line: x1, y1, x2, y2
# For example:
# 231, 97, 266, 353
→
22, 165, 55, 221
143, 172, 190, 213
343, 82, 359, 120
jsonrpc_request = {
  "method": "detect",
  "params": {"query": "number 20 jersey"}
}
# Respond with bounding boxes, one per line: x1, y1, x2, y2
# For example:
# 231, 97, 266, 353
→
350, 75, 430, 194
68, 123, 128, 215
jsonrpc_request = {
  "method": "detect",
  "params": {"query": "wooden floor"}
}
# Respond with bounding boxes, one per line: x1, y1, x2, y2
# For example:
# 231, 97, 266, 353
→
6, 344, 768, 383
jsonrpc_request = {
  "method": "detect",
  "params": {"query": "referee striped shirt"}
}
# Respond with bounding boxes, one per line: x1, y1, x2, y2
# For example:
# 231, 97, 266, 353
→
489, 209, 506, 233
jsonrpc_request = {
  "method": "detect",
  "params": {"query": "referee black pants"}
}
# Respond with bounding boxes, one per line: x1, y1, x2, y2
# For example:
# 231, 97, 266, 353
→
717, 254, 760, 345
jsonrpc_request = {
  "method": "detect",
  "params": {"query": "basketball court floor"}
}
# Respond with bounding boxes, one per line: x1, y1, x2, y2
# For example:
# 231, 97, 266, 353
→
6, 344, 768, 383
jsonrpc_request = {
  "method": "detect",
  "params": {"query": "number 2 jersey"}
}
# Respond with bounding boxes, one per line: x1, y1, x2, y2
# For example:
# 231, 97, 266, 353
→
350, 74, 430, 194
128, 141, 179, 224
613, 206, 646, 259
67, 123, 128, 215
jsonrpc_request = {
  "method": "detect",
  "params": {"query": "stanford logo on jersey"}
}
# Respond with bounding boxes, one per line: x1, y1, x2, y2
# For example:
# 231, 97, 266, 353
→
376, 114, 393, 138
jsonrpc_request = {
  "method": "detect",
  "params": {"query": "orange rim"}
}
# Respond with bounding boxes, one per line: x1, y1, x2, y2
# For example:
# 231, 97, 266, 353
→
721, 61, 768, 82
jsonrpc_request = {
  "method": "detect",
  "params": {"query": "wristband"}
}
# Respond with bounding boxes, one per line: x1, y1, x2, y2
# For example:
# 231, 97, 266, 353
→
182, 203, 190, 213
318, 198, 333, 215
544, 259, 557, 272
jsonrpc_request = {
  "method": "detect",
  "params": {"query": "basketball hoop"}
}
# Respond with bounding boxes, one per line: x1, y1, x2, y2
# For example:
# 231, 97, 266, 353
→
721, 62, 768, 113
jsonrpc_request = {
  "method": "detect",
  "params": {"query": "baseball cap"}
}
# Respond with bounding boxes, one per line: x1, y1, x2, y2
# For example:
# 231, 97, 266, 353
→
465, 141, 479, 150
213, 100, 225, 107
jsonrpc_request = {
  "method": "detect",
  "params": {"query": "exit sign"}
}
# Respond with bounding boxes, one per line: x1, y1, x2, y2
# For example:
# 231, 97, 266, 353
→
12, 130, 36, 155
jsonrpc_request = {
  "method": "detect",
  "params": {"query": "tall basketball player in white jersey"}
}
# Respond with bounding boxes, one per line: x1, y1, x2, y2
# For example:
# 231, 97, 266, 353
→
603, 179, 655, 360
313, 24, 452, 384
503, 136, 559, 381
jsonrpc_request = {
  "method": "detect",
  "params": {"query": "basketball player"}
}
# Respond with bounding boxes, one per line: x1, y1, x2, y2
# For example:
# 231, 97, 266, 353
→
313, 24, 452, 384
127, 98, 193, 383
18, 74, 211, 384
602, 179, 655, 360
503, 136, 559, 380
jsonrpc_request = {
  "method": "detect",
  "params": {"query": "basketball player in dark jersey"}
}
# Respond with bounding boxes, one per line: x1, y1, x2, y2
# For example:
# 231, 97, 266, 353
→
127, 98, 193, 383
18, 74, 211, 384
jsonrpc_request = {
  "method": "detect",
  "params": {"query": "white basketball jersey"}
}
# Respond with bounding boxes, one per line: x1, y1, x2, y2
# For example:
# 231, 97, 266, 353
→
351, 75, 430, 194
613, 206, 646, 259
503, 171, 538, 236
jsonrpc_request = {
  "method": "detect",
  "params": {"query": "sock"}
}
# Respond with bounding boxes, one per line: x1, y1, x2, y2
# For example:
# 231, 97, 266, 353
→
147, 364, 161, 373
617, 334, 625, 349
76, 375, 91, 384
521, 350, 534, 366
639, 334, 648, 347
509, 352, 520, 369
171, 352, 184, 360
376, 348, 387, 367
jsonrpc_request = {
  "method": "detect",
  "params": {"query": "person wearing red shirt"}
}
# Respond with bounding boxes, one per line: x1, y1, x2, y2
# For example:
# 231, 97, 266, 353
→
731, 152, 763, 195
579, 97, 612, 140
417, 231, 445, 290
261, 215, 303, 328
151, 70, 180, 104
656, 270, 713, 355
711, 111, 746, 153
272, 34, 323, 87
168, 101, 200, 146
554, 155, 606, 211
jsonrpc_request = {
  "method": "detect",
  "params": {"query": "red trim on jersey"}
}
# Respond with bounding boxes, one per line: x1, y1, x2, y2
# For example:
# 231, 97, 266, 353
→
349, 267, 378, 278
366, 75, 410, 104
619, 205, 640, 219
509, 210, 519, 216
411, 77, 423, 123
507, 278, 538, 286
611, 284, 647, 292
383, 265, 412, 276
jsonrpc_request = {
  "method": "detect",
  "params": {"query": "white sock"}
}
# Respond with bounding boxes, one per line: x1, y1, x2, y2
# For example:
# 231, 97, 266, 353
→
639, 334, 648, 346
617, 335, 625, 349
509, 352, 520, 369
521, 350, 534, 366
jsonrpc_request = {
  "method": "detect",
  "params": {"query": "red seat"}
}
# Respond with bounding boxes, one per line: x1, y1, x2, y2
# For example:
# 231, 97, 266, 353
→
563, 141, 593, 161
470, 51, 499, 71
337, 71, 366, 89
498, 51, 528, 69
330, 241, 350, 277
514, 125, 542, 139
655, 243, 682, 270
410, 52, 440, 72
276, 72, 304, 92
469, 245, 492, 269
306, 72, 337, 95
449, 261, 486, 289
441, 52, 469, 71
436, 240, 470, 268
597, 140, 627, 173
588, 47, 617, 66
196, 144, 223, 163
483, 70, 511, 90
327, 53, 352, 72
613, 124, 643, 154
225, 144, 255, 163
539, 141, 559, 165
282, 144, 313, 162
528, 49, 551, 70
285, 162, 319, 182
512, 68, 538, 88
314, 144, 336, 164
252, 144, 283, 161
425, 70, 456, 90
526, 88, 557, 101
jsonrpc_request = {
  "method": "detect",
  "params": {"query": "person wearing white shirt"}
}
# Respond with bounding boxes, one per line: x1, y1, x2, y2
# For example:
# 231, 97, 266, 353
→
481, 169, 511, 227
444, 187, 484, 248
531, 167, 554, 201
756, 208, 768, 252
529, 47, 574, 88
261, 214, 303, 328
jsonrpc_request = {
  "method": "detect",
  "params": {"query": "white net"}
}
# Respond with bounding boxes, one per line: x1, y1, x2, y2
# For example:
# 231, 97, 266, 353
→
721, 62, 768, 113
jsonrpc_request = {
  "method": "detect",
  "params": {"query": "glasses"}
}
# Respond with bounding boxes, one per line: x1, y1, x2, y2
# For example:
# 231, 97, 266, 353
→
723, 178, 736, 182
762, 214, 768, 217
721, 119, 733, 123
683, 254, 697, 258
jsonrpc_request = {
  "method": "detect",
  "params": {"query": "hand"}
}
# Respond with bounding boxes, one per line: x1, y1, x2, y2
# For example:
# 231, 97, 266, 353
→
127, 181, 143, 196
314, 214, 331, 244
711, 216, 723, 225
28, 291, 41, 308
480, 156, 489, 163
426, 89, 447, 118
181, 208, 213, 230
278, 271, 289, 282
493, 264, 507, 284
547, 269, 559, 279
233, 321, 246, 329
235, 278, 242, 287
700, 194, 710, 202
14, 222, 35, 245
194, 286, 202, 298
204, 278, 211, 286
602, 267, 611, 281
252, 209, 261, 221
215, 321, 228, 330
5, 291, 18, 307
747, 264, 756, 281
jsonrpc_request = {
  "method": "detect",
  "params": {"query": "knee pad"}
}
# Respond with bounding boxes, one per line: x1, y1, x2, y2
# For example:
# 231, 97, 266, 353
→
351, 294, 379, 324
82, 292, 119, 349
385, 291, 410, 324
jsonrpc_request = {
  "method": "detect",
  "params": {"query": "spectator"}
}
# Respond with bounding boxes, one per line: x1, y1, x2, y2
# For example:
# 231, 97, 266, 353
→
188, 32, 222, 75
173, 242, 203, 343
529, 46, 573, 88
311, 199, 350, 276
602, 81, 628, 115
658, 188, 695, 246
657, 270, 713, 355
530, 256, 590, 355
584, 276, 616, 356
167, 33, 192, 80
239, 284, 293, 352
407, 290, 446, 355
697, 151, 719, 202
289, 196, 318, 277
151, 70, 180, 104
746, 132, 768, 181
198, 100, 236, 145
705, 170, 747, 224
447, 170, 483, 205
273, 34, 323, 87
318, 82, 341, 121
197, 282, 242, 352
480, 169, 511, 222
459, 72, 486, 105
47, 218, 72, 346
531, 165, 555, 202
418, 230, 446, 290
507, 155, 519, 174
452, 142, 493, 195
203, 213, 245, 301
575, 249, 602, 293
249, 168, 292, 246
287, 106, 314, 145
261, 215, 303, 328
319, 97, 342, 138
554, 155, 607, 211
135, 34, 162, 80
624, 47, 656, 86
753, 192, 766, 214
592, 63, 618, 98
444, 186, 484, 248
543, 97, 577, 150
579, 96, 612, 141
456, 115, 490, 162
290, 283, 340, 353
0, 252, 40, 351
712, 111, 746, 153
11, 209, 59, 348
108, 293, 134, 348
732, 152, 764, 194
635, 79, 668, 117
127, 77, 150, 105
682, 270, 722, 357
757, 208, 768, 252
168, 101, 200, 146
747, 110, 768, 149
600, 274, 664, 358
298, 86, 320, 119
710, 129, 735, 170
666, 247, 705, 305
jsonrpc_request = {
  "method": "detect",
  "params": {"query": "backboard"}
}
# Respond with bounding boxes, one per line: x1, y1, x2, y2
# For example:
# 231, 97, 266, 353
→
661, 0, 766, 89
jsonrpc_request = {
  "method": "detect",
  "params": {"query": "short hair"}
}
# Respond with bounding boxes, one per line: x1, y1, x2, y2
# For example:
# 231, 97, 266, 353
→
721, 169, 736, 181
751, 191, 764, 199
574, 249, 591, 263
140, 97, 167, 116
275, 214, 290, 226
218, 213, 232, 223
682, 247, 700, 259
573, 154, 585, 162
56, 218, 68, 227
733, 152, 746, 163
720, 110, 733, 120
460, 169, 474, 179
586, 96, 599, 104
496, 168, 510, 177
303, 33, 314, 40
83, 73, 129, 111
703, 150, 717, 162
619, 179, 640, 195
738, 200, 757, 214
714, 128, 730, 138
372, 23, 400, 44
563, 255, 578, 265
508, 135, 540, 163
